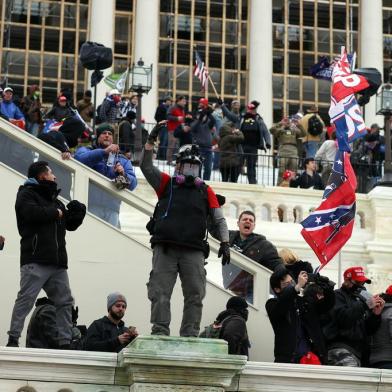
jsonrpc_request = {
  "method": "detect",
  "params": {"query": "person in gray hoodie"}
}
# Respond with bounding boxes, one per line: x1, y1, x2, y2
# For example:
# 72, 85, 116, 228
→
369, 285, 392, 369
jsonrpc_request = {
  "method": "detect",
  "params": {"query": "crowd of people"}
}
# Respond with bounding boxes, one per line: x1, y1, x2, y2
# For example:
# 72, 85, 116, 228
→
1, 86, 391, 367
0, 84, 386, 191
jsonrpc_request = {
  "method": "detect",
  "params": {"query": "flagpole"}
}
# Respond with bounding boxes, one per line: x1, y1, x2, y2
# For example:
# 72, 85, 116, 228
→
207, 73, 220, 99
338, 251, 342, 287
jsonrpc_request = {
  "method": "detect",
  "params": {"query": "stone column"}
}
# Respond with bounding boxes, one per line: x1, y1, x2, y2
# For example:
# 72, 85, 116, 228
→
248, 0, 273, 128
360, 0, 384, 127
119, 336, 247, 391
133, 0, 160, 123
89, 0, 115, 107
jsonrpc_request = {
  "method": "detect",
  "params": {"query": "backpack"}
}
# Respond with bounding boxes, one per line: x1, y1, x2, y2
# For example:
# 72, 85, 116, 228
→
307, 114, 323, 136
199, 314, 241, 339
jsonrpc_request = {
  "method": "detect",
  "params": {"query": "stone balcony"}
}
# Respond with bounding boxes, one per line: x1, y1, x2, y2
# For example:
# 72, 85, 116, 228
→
1, 336, 391, 392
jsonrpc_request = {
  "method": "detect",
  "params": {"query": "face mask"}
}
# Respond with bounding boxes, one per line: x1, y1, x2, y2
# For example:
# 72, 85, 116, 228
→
33, 91, 40, 99
179, 162, 200, 177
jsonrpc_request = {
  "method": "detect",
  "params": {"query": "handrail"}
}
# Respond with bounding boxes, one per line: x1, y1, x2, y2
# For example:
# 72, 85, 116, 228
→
0, 118, 273, 307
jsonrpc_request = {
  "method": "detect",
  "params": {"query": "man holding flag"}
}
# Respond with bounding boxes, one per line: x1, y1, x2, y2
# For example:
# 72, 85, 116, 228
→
300, 47, 385, 367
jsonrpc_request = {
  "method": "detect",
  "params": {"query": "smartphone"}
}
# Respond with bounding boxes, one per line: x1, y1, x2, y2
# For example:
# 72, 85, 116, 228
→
128, 326, 137, 335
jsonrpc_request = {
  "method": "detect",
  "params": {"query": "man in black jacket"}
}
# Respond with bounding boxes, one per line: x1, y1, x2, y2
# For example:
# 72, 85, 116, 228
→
212, 210, 282, 303
6, 161, 86, 348
26, 297, 59, 349
220, 296, 250, 358
84, 292, 138, 352
289, 157, 324, 190
324, 266, 384, 367
266, 267, 335, 364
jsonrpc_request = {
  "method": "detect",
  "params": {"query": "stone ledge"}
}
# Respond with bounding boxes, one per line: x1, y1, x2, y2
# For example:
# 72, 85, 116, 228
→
232, 362, 390, 392
119, 336, 247, 388
0, 347, 118, 385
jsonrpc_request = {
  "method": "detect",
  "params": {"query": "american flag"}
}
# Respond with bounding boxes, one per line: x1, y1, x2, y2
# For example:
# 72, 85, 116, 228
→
300, 150, 357, 267
194, 50, 208, 90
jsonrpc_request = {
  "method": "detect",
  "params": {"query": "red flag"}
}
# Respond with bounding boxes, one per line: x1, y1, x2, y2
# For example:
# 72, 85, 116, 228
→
331, 47, 369, 102
300, 151, 357, 267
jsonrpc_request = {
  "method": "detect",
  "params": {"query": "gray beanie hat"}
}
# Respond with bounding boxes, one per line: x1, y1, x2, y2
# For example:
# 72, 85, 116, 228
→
107, 292, 127, 310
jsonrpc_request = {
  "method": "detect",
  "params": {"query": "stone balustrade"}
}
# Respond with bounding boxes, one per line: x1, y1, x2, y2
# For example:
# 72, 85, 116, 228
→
1, 336, 392, 392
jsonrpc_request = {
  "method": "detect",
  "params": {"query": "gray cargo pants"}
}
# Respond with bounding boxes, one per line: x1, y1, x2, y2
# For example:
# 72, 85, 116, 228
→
147, 244, 206, 337
8, 263, 74, 345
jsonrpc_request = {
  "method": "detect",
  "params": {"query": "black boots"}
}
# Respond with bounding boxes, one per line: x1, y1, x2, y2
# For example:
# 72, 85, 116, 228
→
6, 336, 19, 347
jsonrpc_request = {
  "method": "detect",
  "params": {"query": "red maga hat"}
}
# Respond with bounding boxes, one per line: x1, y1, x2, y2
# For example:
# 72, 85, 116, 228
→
343, 266, 371, 284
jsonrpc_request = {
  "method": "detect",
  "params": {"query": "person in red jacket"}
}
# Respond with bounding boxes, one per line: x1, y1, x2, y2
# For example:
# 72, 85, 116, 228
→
167, 95, 186, 164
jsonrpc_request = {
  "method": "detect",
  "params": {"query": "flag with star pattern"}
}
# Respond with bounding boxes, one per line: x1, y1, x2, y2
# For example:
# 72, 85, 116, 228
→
300, 150, 357, 266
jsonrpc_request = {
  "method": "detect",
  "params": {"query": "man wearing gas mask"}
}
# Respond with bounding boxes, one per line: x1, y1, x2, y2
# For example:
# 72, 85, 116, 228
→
141, 126, 230, 337
266, 267, 335, 364
324, 266, 385, 367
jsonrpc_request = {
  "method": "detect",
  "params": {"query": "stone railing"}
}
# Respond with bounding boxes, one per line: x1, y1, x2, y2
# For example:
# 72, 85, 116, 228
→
1, 336, 392, 392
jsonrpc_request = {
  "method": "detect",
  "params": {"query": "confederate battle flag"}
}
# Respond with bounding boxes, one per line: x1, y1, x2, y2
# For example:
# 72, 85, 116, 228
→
300, 150, 357, 266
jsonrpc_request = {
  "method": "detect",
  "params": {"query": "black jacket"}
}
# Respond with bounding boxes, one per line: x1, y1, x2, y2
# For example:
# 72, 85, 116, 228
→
324, 286, 382, 363
39, 117, 86, 152
26, 299, 59, 349
218, 231, 282, 297
229, 231, 282, 271
219, 309, 250, 358
174, 125, 193, 146
15, 179, 86, 268
290, 171, 324, 190
151, 179, 209, 251
154, 103, 169, 122
84, 316, 131, 352
266, 285, 335, 364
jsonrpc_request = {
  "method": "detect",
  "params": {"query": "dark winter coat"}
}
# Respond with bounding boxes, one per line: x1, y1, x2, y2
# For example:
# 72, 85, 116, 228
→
218, 125, 244, 168
219, 309, 250, 358
290, 171, 324, 190
15, 179, 86, 268
154, 103, 169, 122
218, 231, 282, 296
174, 125, 193, 146
190, 109, 216, 148
369, 301, 392, 366
84, 316, 132, 352
46, 105, 74, 122
229, 231, 282, 271
285, 260, 314, 282
266, 284, 335, 364
26, 298, 59, 349
38, 117, 86, 152
324, 286, 382, 364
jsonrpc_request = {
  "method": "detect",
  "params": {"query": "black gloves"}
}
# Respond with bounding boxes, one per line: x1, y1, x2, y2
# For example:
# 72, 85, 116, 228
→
266, 143, 271, 150
67, 200, 86, 213
217, 98, 223, 106
147, 122, 166, 144
66, 200, 86, 231
218, 242, 231, 265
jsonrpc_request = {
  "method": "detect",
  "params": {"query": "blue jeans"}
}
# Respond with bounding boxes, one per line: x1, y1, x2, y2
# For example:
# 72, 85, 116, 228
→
304, 141, 319, 158
157, 126, 168, 160
199, 148, 212, 181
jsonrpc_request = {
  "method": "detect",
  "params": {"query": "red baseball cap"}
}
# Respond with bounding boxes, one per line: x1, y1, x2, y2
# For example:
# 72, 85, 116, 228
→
59, 95, 67, 102
343, 266, 371, 284
199, 98, 208, 107
385, 285, 392, 295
